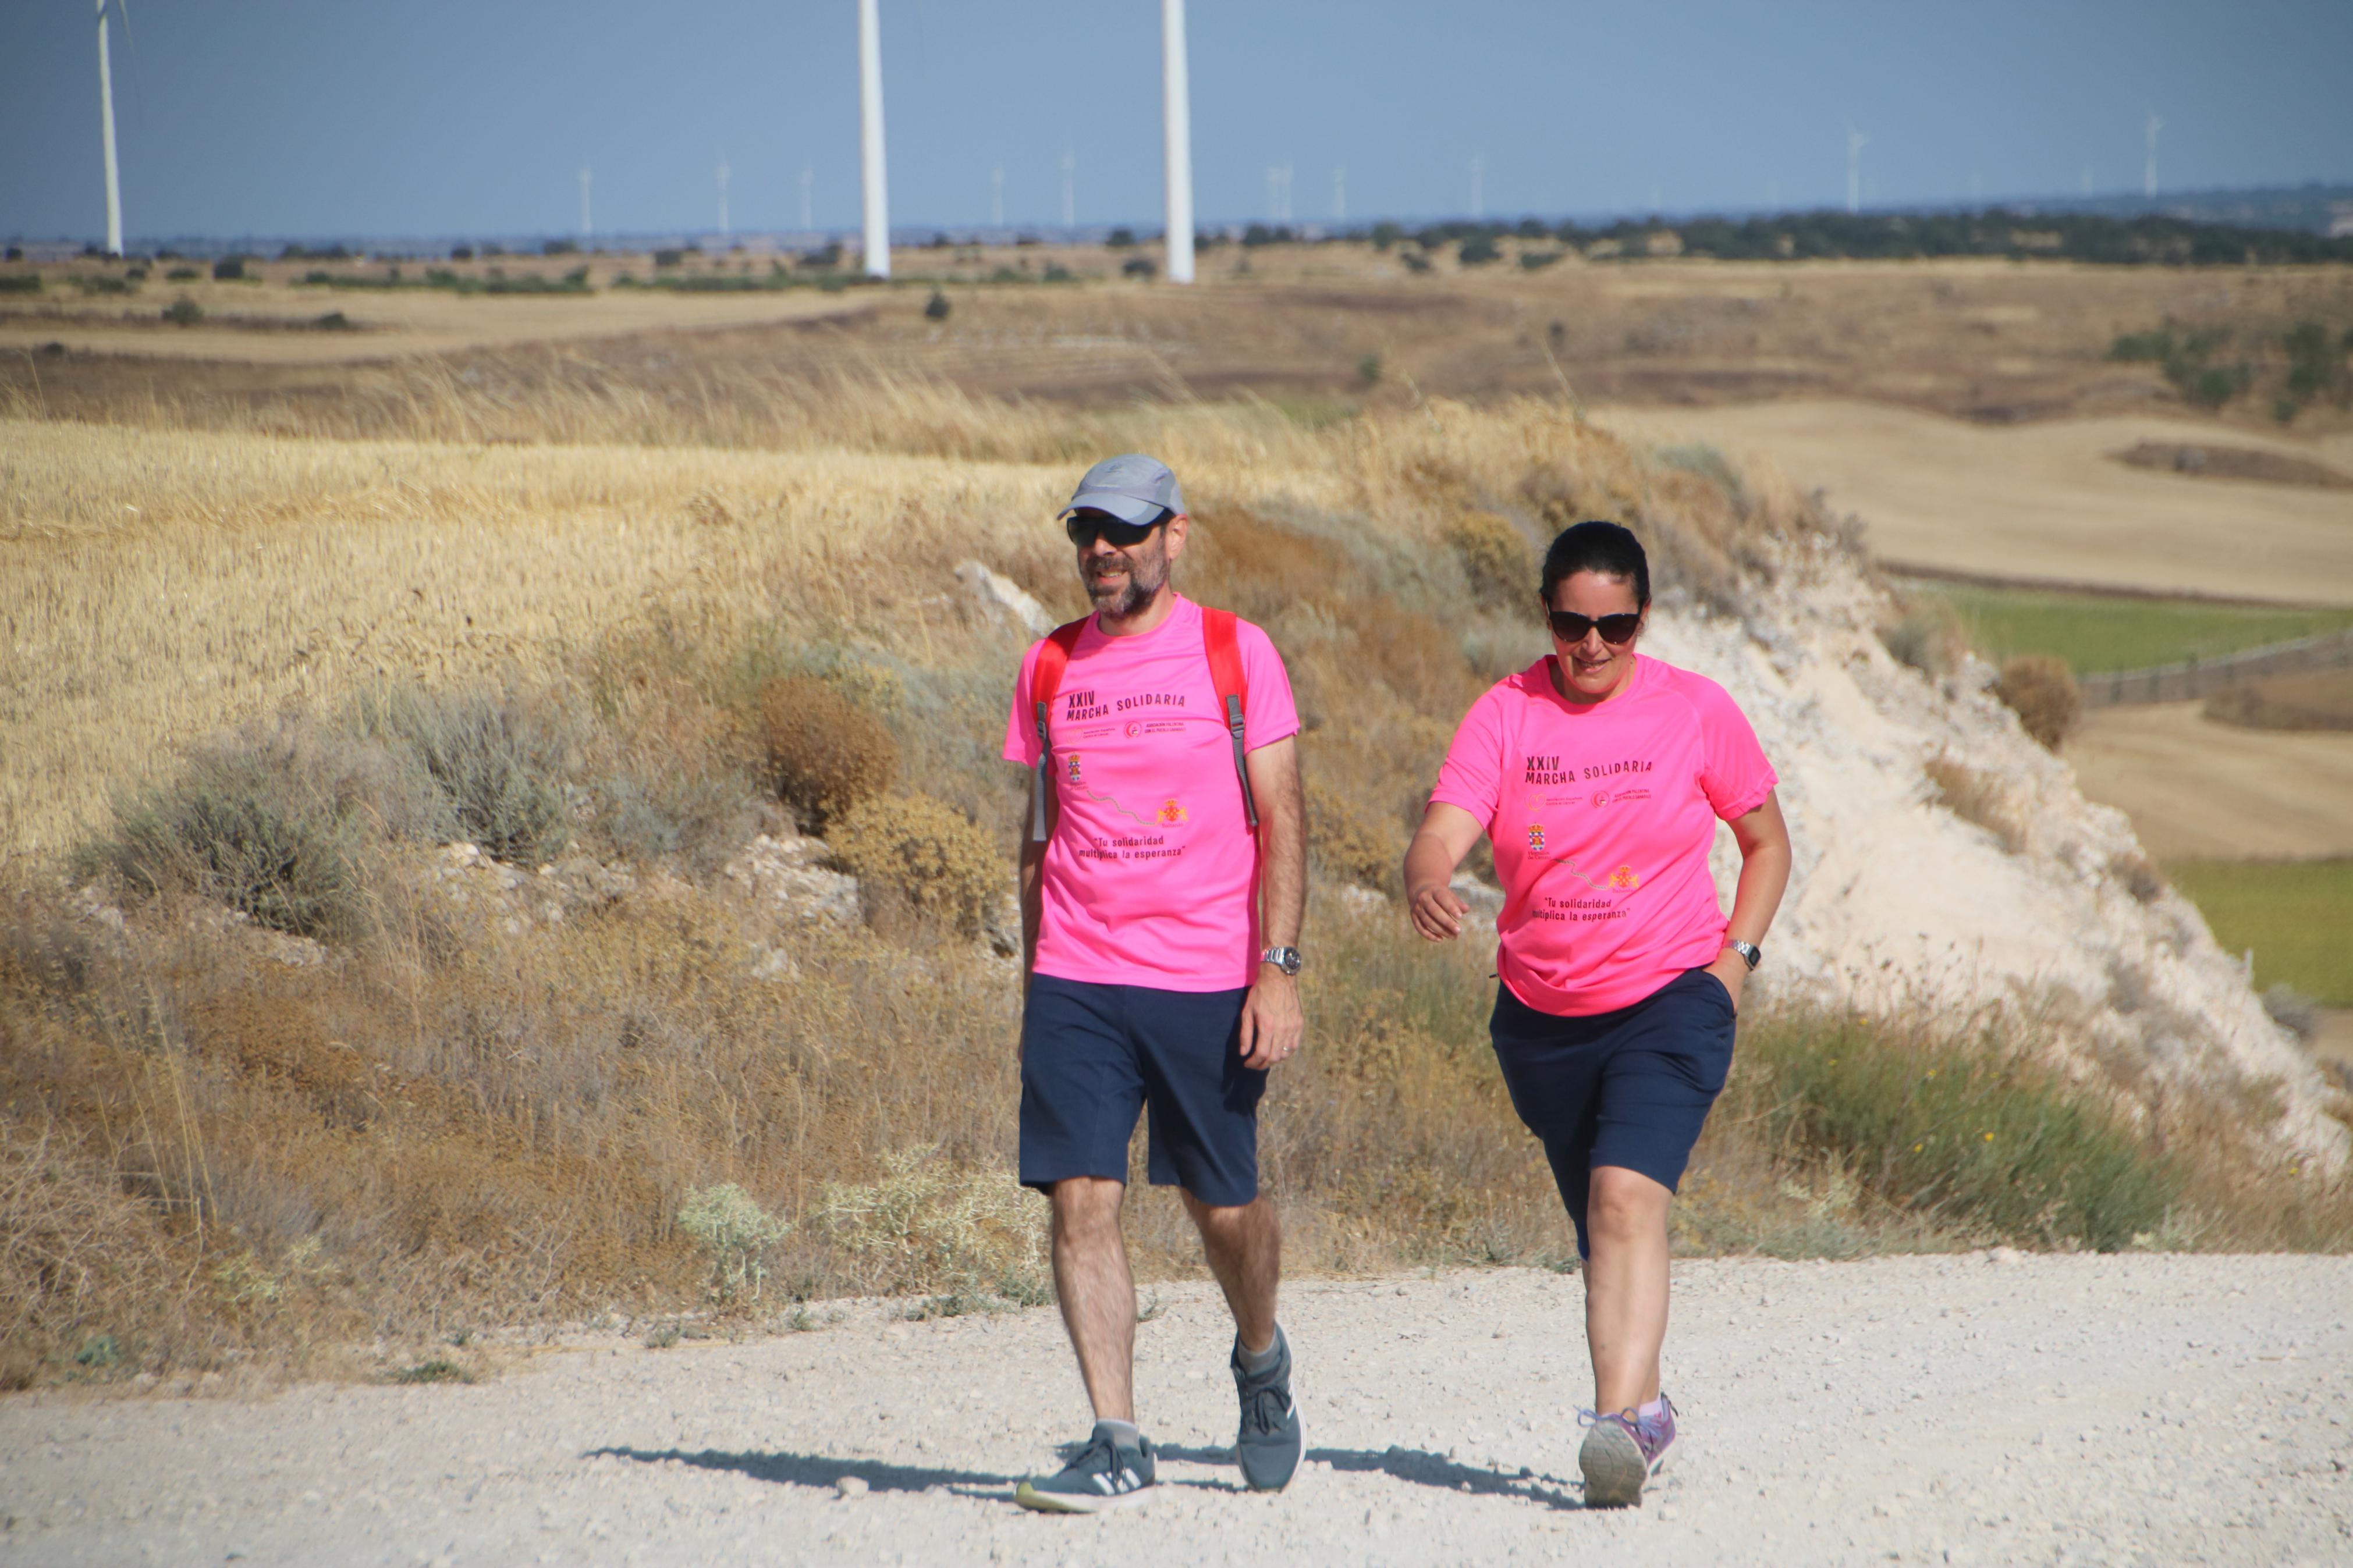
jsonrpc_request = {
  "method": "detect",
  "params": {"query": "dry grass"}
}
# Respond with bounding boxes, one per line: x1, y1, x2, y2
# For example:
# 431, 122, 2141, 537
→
3, 358, 2345, 1389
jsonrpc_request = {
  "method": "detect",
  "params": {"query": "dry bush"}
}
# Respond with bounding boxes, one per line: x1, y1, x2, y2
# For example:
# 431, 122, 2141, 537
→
813, 1144, 1047, 1307
758, 677, 899, 832
1994, 655, 2082, 750
1305, 781, 1398, 893
1443, 510, 1535, 613
828, 792, 1004, 938
1880, 599, 1968, 676
1923, 754, 2026, 852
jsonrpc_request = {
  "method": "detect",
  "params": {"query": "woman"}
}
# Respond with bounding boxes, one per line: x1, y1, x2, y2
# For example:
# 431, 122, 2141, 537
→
1403, 520, 1791, 1508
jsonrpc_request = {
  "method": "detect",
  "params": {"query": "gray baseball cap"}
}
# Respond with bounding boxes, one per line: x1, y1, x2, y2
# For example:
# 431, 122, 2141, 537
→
1057, 453, 1186, 527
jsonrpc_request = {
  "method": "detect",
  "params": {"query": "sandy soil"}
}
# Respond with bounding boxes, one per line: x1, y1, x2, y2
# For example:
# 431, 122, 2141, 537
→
2, 1256, 2345, 1567
2067, 701, 2353, 859
0, 283, 867, 362
1592, 402, 2353, 607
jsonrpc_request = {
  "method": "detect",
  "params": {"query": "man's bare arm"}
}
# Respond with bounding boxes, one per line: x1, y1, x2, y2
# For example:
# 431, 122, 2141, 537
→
1237, 736, 1305, 1069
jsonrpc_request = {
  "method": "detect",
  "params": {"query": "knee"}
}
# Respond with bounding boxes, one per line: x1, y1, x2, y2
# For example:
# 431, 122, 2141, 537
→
1049, 1177, 1124, 1240
1585, 1169, 1667, 1242
1181, 1190, 1266, 1239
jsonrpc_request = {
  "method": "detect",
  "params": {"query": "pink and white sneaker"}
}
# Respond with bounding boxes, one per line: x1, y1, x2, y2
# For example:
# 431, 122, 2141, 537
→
1577, 1393, 1677, 1507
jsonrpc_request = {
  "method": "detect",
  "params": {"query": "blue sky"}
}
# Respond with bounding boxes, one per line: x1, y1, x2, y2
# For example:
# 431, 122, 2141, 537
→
3, 1, 2349, 244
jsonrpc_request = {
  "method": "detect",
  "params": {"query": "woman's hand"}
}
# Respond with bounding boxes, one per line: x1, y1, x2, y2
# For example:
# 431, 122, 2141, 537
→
1702, 948, 1748, 1012
1409, 881, 1471, 942
1402, 802, 1488, 944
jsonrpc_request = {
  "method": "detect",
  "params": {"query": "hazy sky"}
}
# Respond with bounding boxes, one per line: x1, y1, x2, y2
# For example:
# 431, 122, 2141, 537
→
4, 0, 2350, 244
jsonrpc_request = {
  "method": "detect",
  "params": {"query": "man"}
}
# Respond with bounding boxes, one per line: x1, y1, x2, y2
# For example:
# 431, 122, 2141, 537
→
1002, 453, 1308, 1513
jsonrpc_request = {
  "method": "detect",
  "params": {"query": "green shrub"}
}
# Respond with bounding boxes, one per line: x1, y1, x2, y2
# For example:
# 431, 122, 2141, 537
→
164, 266, 200, 282
73, 275, 133, 296
353, 686, 569, 865
0, 274, 42, 294
828, 792, 1001, 938
653, 248, 686, 268
757, 676, 898, 831
1445, 510, 1534, 612
1732, 1008, 2177, 1251
1518, 250, 1564, 270
1356, 352, 1382, 386
923, 287, 950, 321
210, 257, 246, 281
1458, 234, 1501, 266
1104, 227, 1137, 248
161, 297, 203, 328
1121, 255, 1156, 279
814, 1144, 1046, 1305
677, 1183, 792, 1304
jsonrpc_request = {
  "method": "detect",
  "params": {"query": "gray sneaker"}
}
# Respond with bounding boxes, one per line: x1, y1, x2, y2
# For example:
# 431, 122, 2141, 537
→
1578, 1393, 1677, 1508
1232, 1326, 1303, 1492
1014, 1424, 1158, 1514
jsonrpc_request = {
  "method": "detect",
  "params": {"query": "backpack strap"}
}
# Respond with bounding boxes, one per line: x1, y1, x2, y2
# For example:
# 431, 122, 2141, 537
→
1028, 618, 1089, 842
1201, 607, 1259, 831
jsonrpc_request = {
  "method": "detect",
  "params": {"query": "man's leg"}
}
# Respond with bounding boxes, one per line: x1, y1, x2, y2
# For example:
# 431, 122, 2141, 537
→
1049, 1176, 1136, 1422
1179, 1190, 1280, 1353
1583, 1163, 1673, 1414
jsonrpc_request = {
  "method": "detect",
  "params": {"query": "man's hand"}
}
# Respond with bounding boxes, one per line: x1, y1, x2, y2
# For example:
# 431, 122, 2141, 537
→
1702, 948, 1748, 1013
1237, 969, 1303, 1070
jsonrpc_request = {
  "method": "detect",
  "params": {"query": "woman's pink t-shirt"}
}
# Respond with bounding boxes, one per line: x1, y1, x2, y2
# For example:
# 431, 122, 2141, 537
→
1431, 654, 1776, 1017
1003, 596, 1301, 992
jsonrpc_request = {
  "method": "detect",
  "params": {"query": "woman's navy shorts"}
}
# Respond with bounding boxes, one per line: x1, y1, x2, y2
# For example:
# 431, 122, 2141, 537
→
1489, 967, 1737, 1257
1018, 974, 1266, 1208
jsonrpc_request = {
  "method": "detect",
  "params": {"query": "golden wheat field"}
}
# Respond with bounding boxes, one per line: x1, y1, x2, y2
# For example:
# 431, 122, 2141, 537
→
3, 269, 2348, 1391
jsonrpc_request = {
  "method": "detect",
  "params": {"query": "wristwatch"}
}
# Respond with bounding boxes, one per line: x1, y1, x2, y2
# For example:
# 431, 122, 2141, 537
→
1727, 940, 1762, 971
1261, 946, 1303, 976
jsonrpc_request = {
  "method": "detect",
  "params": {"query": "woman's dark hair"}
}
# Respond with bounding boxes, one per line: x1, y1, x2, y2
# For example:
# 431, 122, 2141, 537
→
1539, 520, 1650, 607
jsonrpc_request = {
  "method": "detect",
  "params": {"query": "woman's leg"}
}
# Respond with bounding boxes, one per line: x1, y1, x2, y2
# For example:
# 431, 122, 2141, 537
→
1583, 1163, 1673, 1414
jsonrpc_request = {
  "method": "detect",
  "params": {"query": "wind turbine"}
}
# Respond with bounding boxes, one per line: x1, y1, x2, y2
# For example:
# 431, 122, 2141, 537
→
94, 0, 125, 256
579, 166, 593, 241
2143, 110, 2162, 200
1332, 166, 1346, 223
857, 0, 889, 279
1161, 0, 1195, 283
1470, 152, 1484, 221
1846, 128, 1869, 214
716, 154, 730, 239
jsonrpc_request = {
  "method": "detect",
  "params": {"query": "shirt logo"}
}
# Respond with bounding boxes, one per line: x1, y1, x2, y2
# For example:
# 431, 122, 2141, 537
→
1156, 798, 1189, 826
1126, 721, 1144, 738
1065, 752, 1083, 782
1609, 865, 1640, 890
1527, 823, 1546, 854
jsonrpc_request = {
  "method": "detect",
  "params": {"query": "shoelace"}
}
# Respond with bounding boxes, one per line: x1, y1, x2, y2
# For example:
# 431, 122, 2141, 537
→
1578, 1403, 1671, 1459
1060, 1434, 1119, 1476
1238, 1382, 1290, 1437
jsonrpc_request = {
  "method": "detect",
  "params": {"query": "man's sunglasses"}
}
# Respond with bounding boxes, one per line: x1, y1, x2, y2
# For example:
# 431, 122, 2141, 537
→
1546, 609, 1644, 645
1065, 510, 1167, 549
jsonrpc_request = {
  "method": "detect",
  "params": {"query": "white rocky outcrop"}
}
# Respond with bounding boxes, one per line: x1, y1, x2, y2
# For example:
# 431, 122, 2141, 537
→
954, 559, 1055, 638
721, 833, 861, 927
1642, 535, 2348, 1170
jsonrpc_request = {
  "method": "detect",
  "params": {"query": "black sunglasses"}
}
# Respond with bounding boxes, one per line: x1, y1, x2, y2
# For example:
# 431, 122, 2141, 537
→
1546, 609, 1643, 645
1065, 510, 1167, 549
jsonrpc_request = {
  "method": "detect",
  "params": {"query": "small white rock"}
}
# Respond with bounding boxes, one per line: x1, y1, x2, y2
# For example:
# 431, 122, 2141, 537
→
835, 1475, 869, 1499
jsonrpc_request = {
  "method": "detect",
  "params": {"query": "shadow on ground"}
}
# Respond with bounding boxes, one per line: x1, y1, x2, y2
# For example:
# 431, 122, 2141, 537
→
591, 1442, 1588, 1510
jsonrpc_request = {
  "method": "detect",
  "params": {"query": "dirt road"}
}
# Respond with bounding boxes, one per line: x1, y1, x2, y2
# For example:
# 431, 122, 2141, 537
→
3, 1255, 2346, 1566
2068, 701, 2353, 859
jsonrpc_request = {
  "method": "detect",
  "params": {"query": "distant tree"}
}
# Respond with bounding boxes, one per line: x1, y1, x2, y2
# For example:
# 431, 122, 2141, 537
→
1122, 255, 1157, 279
924, 287, 951, 320
211, 257, 246, 280
449, 244, 474, 261
1105, 226, 1137, 248
1516, 217, 1549, 239
1458, 234, 1500, 266
1369, 221, 1402, 251
542, 238, 580, 256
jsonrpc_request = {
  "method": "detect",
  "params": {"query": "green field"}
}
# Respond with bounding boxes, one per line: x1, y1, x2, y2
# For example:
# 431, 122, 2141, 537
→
2167, 858, 2353, 1005
1902, 581, 2353, 675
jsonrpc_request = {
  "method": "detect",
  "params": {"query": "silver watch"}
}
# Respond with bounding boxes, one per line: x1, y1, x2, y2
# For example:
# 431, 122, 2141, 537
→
1261, 946, 1303, 976
1727, 940, 1762, 971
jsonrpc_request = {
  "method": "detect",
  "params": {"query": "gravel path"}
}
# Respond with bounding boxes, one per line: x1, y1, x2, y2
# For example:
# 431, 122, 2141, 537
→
5, 1254, 2348, 1567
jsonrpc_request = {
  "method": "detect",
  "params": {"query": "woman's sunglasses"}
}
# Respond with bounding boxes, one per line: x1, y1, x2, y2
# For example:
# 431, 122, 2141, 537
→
1065, 510, 1167, 549
1546, 609, 1643, 645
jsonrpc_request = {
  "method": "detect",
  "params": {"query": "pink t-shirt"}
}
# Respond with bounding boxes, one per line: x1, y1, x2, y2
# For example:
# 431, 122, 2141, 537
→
1003, 595, 1301, 991
1431, 654, 1777, 1017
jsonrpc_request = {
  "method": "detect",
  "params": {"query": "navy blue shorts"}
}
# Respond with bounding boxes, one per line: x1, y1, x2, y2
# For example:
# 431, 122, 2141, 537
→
1018, 974, 1266, 1208
1489, 968, 1737, 1257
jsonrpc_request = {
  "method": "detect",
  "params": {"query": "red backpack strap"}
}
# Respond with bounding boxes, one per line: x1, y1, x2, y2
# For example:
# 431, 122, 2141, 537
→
1028, 619, 1089, 842
1200, 607, 1259, 831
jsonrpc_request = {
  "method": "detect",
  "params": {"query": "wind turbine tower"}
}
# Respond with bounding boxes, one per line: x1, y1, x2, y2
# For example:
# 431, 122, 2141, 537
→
1332, 166, 1346, 223
716, 155, 731, 239
94, 0, 124, 256
1846, 128, 1869, 214
2143, 111, 2162, 200
1161, 0, 1195, 283
857, 0, 890, 279
579, 166, 593, 241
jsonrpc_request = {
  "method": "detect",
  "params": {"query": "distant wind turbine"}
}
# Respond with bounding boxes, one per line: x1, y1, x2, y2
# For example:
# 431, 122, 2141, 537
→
94, 0, 125, 255
579, 166, 592, 241
1162, 0, 1195, 283
858, 0, 889, 278
2143, 111, 2162, 199
1332, 166, 1346, 223
716, 154, 730, 239
1846, 128, 1869, 214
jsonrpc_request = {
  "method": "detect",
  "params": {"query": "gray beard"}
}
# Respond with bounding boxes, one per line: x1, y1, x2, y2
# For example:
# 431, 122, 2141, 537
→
1087, 558, 1166, 621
